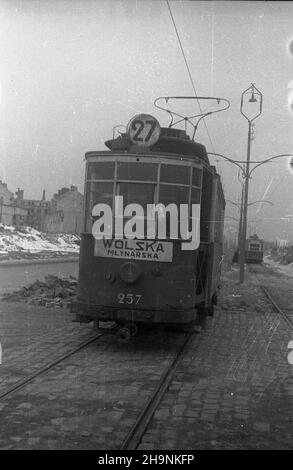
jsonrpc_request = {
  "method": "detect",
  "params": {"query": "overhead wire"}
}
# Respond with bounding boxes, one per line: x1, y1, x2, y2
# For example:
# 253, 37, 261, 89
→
166, 0, 218, 165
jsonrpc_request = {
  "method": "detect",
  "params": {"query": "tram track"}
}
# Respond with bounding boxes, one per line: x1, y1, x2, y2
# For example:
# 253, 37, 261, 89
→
0, 332, 105, 401
0, 318, 198, 449
260, 285, 293, 330
248, 264, 293, 331
120, 332, 194, 450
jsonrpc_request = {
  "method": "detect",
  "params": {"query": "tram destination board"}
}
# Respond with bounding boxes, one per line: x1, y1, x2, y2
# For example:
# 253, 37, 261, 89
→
94, 239, 173, 262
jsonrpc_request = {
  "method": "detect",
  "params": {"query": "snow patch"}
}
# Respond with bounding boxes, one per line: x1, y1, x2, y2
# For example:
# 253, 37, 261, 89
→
0, 224, 80, 255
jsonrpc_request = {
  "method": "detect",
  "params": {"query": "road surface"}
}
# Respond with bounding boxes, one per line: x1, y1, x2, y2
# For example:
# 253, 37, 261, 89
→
0, 260, 79, 296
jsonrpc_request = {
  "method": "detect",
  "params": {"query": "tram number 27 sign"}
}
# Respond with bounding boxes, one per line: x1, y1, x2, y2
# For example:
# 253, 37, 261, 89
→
127, 113, 161, 147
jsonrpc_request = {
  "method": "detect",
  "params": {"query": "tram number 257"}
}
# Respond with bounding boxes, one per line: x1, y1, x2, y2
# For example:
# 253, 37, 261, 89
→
117, 293, 142, 305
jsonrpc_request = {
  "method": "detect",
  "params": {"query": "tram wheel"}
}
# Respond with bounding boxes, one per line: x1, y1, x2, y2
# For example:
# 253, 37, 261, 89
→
116, 327, 131, 343
124, 322, 138, 337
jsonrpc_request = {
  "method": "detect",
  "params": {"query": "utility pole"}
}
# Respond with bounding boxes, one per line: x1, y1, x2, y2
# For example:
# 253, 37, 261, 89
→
237, 185, 244, 253
239, 84, 263, 283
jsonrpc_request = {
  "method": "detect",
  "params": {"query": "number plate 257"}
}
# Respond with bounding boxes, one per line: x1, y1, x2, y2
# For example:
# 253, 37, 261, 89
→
117, 293, 142, 305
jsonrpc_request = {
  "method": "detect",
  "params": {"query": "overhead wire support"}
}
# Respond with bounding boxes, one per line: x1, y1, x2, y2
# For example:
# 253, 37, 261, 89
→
154, 96, 230, 140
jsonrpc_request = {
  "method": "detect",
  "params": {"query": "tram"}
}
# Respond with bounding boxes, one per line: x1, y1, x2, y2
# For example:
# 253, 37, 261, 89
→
71, 97, 227, 341
245, 234, 264, 264
232, 234, 264, 264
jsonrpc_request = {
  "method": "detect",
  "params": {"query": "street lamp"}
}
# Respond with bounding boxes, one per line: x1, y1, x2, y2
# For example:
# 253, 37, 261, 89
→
239, 83, 263, 283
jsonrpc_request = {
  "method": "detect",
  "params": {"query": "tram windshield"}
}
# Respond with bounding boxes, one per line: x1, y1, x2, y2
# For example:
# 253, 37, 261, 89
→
87, 162, 115, 180
118, 183, 155, 209
117, 162, 157, 181
249, 243, 261, 251
84, 159, 202, 238
159, 185, 189, 205
160, 164, 190, 184
85, 182, 113, 232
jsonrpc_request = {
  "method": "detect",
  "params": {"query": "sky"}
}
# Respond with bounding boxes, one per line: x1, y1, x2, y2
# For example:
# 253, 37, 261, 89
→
1, 0, 293, 242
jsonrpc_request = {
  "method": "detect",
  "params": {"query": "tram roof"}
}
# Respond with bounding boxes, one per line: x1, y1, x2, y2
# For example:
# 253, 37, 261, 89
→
101, 127, 210, 164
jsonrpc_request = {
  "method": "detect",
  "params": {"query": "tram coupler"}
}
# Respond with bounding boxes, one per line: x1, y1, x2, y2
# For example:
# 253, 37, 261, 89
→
116, 327, 131, 343
116, 322, 138, 343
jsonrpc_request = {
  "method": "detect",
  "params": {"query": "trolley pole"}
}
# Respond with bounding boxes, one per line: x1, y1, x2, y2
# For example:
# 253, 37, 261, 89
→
239, 84, 263, 284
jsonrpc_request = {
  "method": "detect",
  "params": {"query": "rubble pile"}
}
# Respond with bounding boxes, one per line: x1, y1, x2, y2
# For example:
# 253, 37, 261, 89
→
2, 274, 77, 308
220, 267, 269, 313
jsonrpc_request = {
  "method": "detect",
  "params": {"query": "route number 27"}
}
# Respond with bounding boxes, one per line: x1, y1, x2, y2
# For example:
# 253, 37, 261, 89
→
117, 293, 142, 305
127, 113, 160, 147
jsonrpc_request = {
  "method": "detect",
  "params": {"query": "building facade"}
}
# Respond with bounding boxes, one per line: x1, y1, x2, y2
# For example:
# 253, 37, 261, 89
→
43, 185, 84, 234
0, 180, 83, 234
0, 180, 27, 226
15, 189, 50, 231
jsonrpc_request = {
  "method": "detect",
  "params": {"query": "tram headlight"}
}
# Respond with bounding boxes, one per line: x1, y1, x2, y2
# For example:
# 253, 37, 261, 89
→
119, 262, 141, 284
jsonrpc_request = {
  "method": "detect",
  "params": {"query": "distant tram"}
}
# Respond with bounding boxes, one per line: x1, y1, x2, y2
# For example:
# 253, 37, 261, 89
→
232, 234, 264, 264
71, 97, 227, 341
245, 234, 264, 264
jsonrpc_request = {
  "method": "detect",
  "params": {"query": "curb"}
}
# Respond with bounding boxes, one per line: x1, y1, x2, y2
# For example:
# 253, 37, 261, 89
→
0, 256, 79, 268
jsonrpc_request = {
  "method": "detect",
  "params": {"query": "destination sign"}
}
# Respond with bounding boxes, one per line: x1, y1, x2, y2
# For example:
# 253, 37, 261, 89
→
94, 239, 173, 262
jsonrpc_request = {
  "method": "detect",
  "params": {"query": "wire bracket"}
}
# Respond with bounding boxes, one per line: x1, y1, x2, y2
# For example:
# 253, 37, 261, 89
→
154, 96, 230, 139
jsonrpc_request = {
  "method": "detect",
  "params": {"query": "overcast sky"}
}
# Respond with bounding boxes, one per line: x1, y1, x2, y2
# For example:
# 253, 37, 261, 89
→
1, 0, 293, 241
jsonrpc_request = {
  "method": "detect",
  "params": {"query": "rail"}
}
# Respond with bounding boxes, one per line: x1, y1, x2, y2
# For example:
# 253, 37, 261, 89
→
0, 333, 105, 400
120, 332, 194, 450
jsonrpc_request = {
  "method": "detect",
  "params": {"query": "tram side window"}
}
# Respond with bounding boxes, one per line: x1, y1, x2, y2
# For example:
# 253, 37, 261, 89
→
85, 182, 113, 232
87, 162, 115, 180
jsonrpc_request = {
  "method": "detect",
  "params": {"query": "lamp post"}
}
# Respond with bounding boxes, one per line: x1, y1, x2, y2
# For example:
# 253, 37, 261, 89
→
239, 83, 263, 283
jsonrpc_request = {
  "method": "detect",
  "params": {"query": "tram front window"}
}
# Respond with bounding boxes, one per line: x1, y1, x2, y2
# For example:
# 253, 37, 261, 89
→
85, 182, 113, 232
117, 183, 155, 210
87, 162, 115, 180
160, 164, 190, 185
116, 183, 155, 237
158, 185, 190, 239
159, 185, 189, 206
117, 162, 157, 181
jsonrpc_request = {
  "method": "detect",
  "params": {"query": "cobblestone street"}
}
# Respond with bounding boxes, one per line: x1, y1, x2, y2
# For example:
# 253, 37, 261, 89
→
0, 302, 96, 392
0, 264, 292, 450
139, 265, 293, 449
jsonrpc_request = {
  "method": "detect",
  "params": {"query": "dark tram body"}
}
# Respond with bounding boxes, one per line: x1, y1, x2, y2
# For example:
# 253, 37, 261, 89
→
71, 113, 225, 337
245, 234, 264, 264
